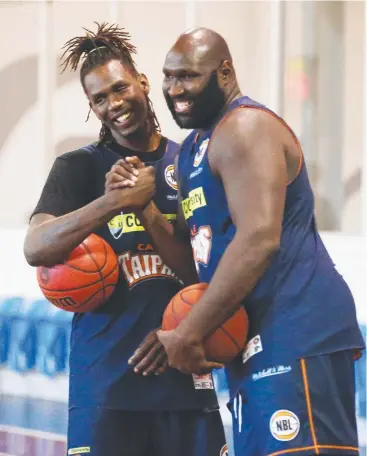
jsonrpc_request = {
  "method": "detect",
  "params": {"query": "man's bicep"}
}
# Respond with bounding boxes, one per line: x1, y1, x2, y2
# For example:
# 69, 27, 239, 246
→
211, 110, 287, 233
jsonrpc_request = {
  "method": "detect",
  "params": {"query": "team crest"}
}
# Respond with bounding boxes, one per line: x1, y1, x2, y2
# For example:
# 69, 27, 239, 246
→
220, 444, 229, 456
108, 212, 124, 239
190, 225, 212, 273
164, 164, 178, 190
193, 138, 209, 167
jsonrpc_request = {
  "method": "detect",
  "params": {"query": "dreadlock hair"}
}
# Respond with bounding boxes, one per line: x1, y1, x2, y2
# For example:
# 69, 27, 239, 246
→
60, 22, 160, 143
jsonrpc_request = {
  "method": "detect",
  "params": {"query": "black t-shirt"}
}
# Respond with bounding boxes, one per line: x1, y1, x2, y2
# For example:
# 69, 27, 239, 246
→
32, 137, 167, 218
31, 137, 219, 411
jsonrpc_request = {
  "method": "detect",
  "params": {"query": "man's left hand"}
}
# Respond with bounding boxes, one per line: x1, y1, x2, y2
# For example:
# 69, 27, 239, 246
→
157, 329, 224, 375
128, 329, 168, 376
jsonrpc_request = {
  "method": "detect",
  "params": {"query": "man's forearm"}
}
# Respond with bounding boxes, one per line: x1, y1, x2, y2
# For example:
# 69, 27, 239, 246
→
24, 193, 124, 267
175, 232, 279, 342
138, 202, 198, 285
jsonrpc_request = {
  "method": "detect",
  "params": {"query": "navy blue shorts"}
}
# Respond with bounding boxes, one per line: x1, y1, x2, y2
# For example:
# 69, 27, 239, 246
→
67, 407, 227, 456
229, 350, 360, 456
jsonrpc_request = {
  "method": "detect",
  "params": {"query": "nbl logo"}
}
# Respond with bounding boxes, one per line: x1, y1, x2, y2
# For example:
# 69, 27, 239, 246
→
269, 410, 300, 441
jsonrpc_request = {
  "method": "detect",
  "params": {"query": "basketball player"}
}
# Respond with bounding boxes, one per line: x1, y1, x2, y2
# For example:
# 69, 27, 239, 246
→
23, 23, 227, 456
116, 28, 366, 456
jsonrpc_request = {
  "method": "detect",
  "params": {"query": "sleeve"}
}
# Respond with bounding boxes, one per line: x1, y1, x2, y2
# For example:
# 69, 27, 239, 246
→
31, 150, 95, 219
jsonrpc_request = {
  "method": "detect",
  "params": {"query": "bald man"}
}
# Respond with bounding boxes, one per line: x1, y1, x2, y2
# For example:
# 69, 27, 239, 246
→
112, 28, 364, 456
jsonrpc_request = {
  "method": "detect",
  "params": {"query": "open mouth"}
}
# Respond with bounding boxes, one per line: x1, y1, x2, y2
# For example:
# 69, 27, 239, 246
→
113, 111, 132, 126
173, 101, 193, 114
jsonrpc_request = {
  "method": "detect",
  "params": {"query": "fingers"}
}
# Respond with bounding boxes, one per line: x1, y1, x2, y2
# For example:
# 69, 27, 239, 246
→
106, 165, 137, 183
104, 160, 155, 194
105, 159, 140, 192
129, 340, 167, 376
127, 329, 169, 376
115, 158, 140, 175
196, 361, 224, 374
128, 333, 157, 367
126, 156, 145, 169
139, 165, 155, 179
132, 342, 162, 374
156, 329, 224, 375
138, 349, 167, 376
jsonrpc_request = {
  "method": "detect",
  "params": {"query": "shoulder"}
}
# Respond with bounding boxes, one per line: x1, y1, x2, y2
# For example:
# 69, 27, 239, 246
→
164, 137, 179, 151
53, 144, 102, 176
56, 143, 99, 164
212, 106, 300, 179
214, 106, 286, 145
162, 137, 180, 164
181, 130, 197, 147
210, 107, 289, 165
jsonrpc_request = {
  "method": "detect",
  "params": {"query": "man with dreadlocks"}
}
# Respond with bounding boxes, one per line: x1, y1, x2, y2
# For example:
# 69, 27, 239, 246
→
24, 23, 227, 456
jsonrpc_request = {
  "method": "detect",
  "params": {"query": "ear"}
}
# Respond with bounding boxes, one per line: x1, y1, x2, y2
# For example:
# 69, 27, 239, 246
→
219, 60, 233, 83
139, 73, 150, 95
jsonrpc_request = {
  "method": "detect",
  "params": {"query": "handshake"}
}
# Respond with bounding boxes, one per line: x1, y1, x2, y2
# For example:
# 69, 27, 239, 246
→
105, 156, 156, 212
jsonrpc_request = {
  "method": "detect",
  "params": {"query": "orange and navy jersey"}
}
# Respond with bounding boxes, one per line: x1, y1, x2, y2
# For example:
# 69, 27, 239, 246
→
177, 96, 365, 396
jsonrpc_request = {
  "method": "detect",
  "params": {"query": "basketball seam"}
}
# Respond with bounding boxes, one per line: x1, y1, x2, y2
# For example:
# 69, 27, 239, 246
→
40, 261, 118, 293
73, 284, 117, 311
218, 326, 242, 352
180, 284, 208, 306
82, 240, 106, 302
171, 296, 181, 327
180, 285, 243, 354
59, 263, 105, 274
65, 263, 119, 311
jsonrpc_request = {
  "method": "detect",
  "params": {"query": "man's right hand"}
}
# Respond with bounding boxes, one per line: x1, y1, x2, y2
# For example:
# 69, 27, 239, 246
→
105, 158, 156, 211
105, 157, 145, 191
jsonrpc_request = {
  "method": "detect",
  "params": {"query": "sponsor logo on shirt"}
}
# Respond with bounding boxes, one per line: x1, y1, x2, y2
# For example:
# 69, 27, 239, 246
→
118, 251, 178, 288
108, 213, 176, 238
182, 187, 207, 220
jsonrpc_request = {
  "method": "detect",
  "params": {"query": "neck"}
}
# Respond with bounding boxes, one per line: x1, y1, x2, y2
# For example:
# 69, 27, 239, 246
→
223, 85, 243, 112
111, 127, 161, 152
196, 85, 242, 136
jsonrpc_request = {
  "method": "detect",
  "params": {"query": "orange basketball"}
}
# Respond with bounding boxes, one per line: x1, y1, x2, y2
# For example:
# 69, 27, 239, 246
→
37, 234, 119, 313
162, 283, 248, 363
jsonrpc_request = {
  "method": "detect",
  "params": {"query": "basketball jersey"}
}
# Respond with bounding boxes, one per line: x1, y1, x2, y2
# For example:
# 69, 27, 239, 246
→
37, 138, 218, 411
177, 97, 365, 395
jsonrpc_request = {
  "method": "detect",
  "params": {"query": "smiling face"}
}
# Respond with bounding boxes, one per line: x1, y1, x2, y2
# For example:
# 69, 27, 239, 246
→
162, 48, 226, 130
83, 59, 150, 141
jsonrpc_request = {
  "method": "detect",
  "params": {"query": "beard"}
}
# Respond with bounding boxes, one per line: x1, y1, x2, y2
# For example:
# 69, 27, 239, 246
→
165, 72, 226, 130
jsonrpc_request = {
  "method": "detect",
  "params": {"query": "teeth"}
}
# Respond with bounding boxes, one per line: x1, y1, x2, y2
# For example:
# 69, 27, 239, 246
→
174, 101, 192, 113
116, 112, 131, 122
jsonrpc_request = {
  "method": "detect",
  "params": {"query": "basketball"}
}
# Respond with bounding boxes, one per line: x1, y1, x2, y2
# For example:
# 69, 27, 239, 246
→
37, 234, 119, 313
162, 283, 248, 363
